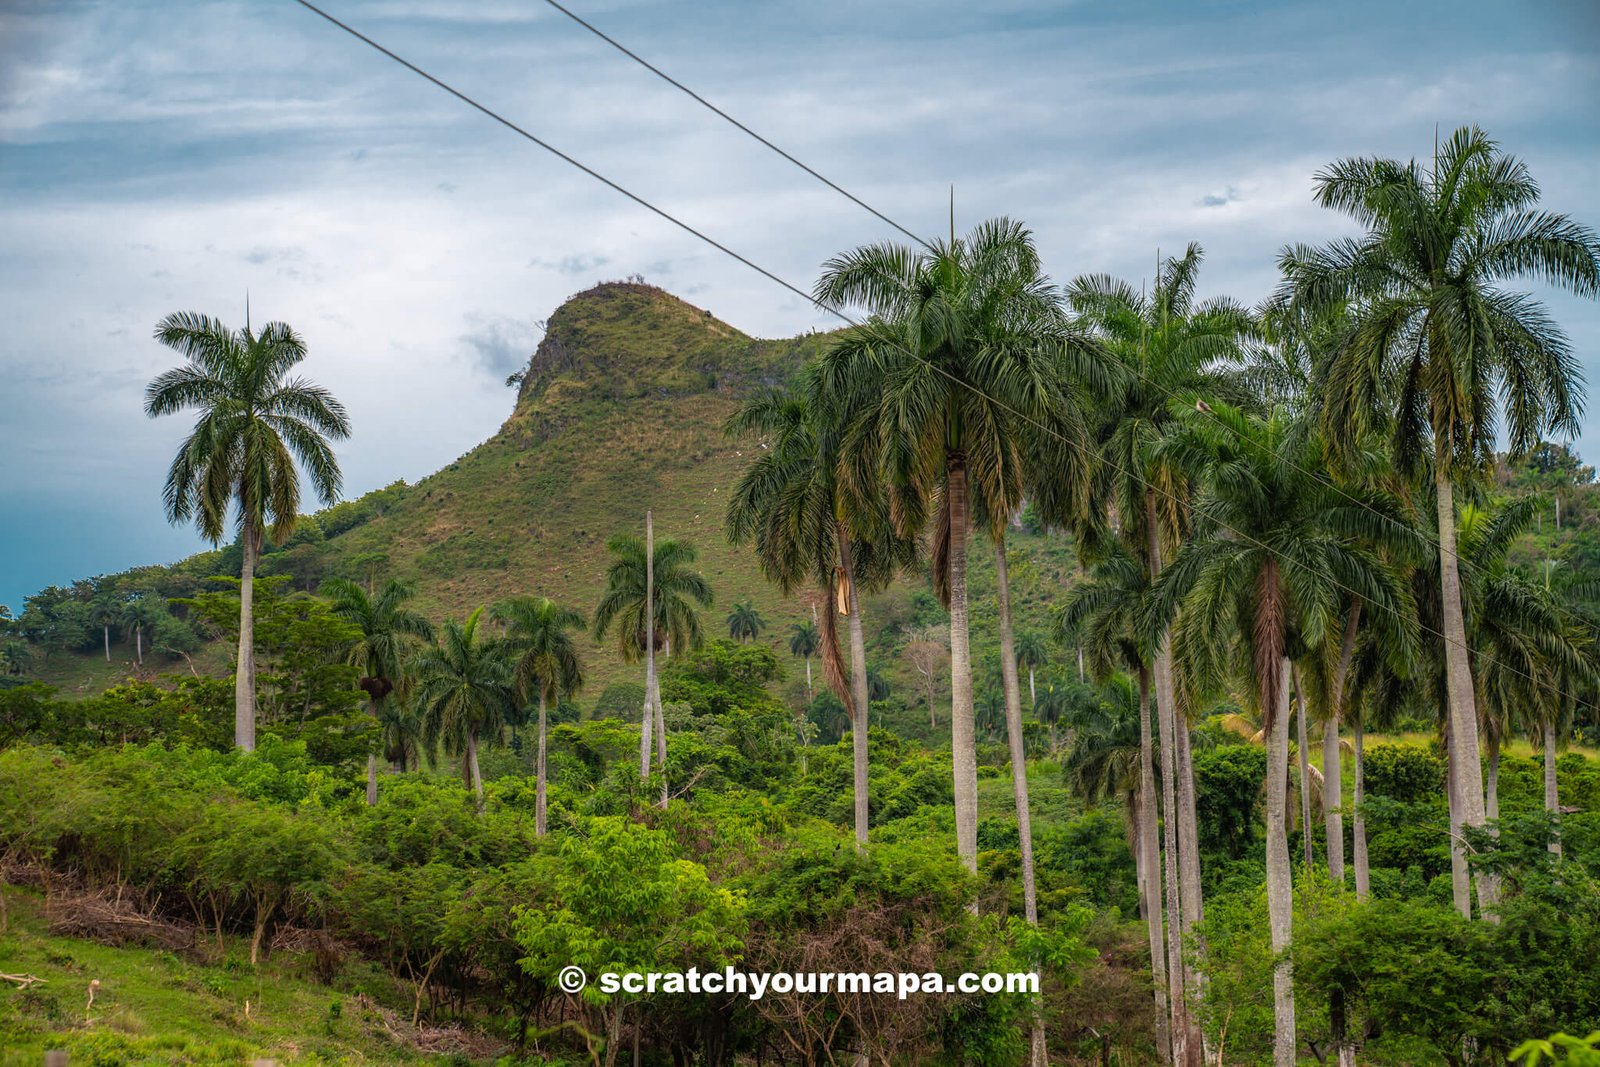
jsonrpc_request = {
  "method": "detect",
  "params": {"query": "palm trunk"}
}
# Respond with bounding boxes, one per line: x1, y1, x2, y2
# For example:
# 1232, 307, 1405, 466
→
103, 624, 110, 662
839, 525, 871, 851
1028, 667, 1036, 711
1267, 656, 1297, 1067
236, 515, 259, 752
1444, 717, 1472, 916
654, 678, 668, 810
1434, 460, 1489, 915
1294, 667, 1314, 870
1486, 737, 1500, 823
366, 698, 380, 806
994, 538, 1045, 1067
1544, 724, 1561, 858
1353, 719, 1370, 899
1326, 604, 1360, 885
805, 656, 813, 703
467, 729, 483, 809
1146, 493, 1192, 1063
948, 462, 979, 875
1139, 668, 1173, 1064
135, 624, 143, 665
536, 691, 549, 835
640, 512, 656, 782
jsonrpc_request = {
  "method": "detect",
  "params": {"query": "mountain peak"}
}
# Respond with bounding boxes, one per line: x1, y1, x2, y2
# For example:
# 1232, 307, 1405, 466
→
510, 282, 751, 416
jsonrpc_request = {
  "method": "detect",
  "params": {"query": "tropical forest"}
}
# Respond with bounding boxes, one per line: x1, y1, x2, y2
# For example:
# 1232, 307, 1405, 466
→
3, 121, 1600, 1066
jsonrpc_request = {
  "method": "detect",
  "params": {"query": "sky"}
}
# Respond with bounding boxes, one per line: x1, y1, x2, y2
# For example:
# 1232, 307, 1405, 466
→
1, 0, 1597, 611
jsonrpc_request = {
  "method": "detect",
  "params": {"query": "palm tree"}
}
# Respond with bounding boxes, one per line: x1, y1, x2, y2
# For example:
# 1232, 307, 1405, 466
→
1452, 501, 1595, 844
1281, 126, 1600, 916
117, 595, 161, 667
727, 376, 914, 849
323, 577, 435, 806
1015, 631, 1048, 711
1151, 403, 1415, 1067
145, 311, 350, 751
1058, 545, 1171, 1061
788, 619, 820, 703
414, 607, 514, 809
726, 600, 766, 643
494, 596, 586, 835
88, 594, 120, 663
1068, 243, 1254, 1060
378, 697, 427, 775
594, 527, 713, 791
1061, 674, 1142, 843
817, 216, 1085, 885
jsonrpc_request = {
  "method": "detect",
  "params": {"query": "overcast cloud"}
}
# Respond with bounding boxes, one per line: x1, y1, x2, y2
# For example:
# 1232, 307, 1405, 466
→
2, 0, 1597, 609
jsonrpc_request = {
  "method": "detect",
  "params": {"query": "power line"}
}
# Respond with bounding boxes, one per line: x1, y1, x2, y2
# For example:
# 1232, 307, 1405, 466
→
290, 0, 1597, 719
539, 0, 1586, 630
536, 0, 925, 247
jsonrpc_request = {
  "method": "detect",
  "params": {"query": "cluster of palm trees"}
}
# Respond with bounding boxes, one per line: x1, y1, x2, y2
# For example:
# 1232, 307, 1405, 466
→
144, 127, 1598, 1064
726, 127, 1600, 1066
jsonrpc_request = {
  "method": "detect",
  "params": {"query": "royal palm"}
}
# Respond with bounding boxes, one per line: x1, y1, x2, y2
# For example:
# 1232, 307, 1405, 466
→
594, 532, 712, 788
1152, 403, 1414, 1067
1068, 243, 1252, 1060
727, 375, 913, 847
145, 311, 350, 750
494, 596, 586, 835
816, 217, 1083, 880
1282, 126, 1600, 914
414, 607, 514, 809
323, 577, 434, 805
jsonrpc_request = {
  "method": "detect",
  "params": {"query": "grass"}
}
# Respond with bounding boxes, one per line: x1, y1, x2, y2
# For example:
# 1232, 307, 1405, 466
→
0, 889, 481, 1066
33, 280, 1079, 715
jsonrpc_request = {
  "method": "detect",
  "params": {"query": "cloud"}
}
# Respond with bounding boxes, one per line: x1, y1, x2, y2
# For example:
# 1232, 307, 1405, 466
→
0, 0, 1596, 607
460, 313, 544, 380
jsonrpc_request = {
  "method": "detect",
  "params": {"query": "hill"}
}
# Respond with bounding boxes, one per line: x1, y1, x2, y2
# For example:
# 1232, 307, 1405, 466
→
18, 282, 1072, 715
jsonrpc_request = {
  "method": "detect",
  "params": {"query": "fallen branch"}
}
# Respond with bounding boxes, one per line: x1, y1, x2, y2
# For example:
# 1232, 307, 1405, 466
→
1, 972, 45, 989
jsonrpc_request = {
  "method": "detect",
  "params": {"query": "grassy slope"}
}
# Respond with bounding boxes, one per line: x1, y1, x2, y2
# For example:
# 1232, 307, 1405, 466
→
0, 890, 467, 1066
36, 280, 1077, 709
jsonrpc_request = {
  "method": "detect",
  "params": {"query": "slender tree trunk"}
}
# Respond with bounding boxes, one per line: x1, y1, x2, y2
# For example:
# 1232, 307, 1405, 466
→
654, 679, 668, 809
236, 515, 259, 752
1326, 604, 1359, 885
1544, 724, 1561, 858
1353, 719, 1370, 899
103, 624, 110, 662
805, 657, 813, 703
467, 729, 483, 809
839, 525, 871, 851
1267, 657, 1297, 1067
1444, 717, 1472, 917
994, 538, 1045, 1067
536, 691, 549, 835
1139, 668, 1173, 1064
1486, 737, 1500, 823
1146, 493, 1194, 1063
136, 624, 143, 665
1294, 667, 1314, 870
366, 698, 380, 807
1434, 461, 1489, 915
948, 462, 979, 874
1028, 667, 1036, 711
641, 512, 656, 782
1077, 644, 1084, 683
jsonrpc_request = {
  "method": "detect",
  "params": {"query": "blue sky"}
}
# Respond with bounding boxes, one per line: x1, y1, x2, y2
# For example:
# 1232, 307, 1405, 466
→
1, 0, 1597, 611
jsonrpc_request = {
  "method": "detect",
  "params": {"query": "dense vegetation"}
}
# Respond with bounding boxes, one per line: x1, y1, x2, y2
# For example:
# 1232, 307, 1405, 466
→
4, 127, 1600, 1066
